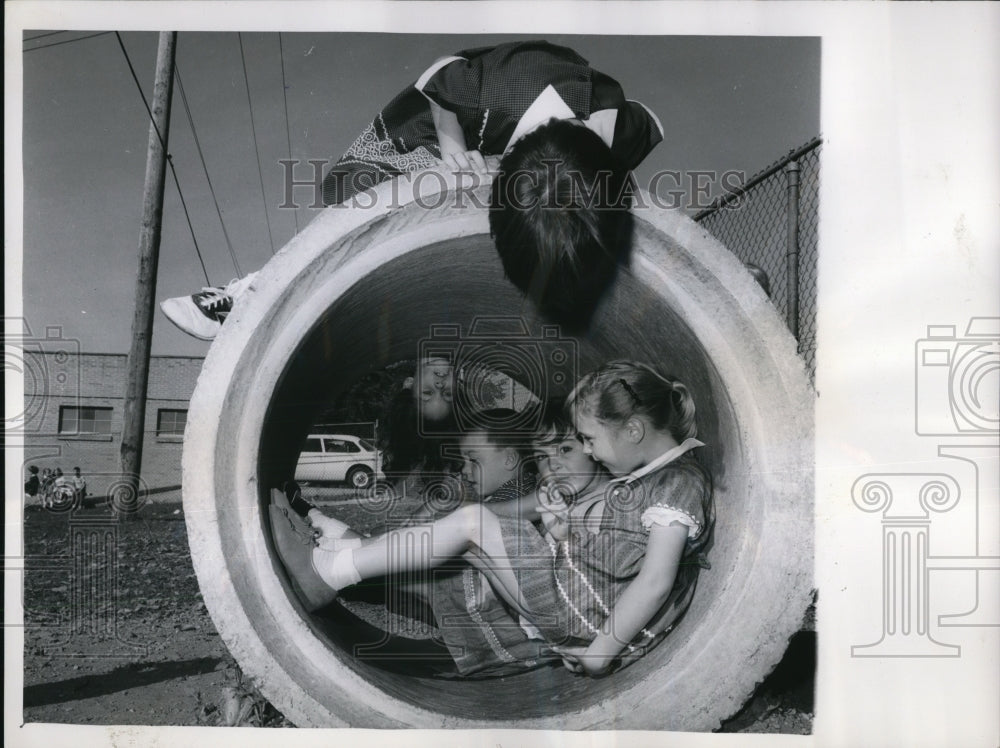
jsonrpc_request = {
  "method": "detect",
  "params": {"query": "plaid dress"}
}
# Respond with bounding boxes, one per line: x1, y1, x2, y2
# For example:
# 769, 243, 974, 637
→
425, 474, 561, 677
499, 439, 714, 650
321, 40, 663, 205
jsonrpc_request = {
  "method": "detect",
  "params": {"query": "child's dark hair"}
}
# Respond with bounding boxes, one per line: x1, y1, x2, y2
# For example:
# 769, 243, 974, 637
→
532, 398, 577, 447
567, 361, 698, 443
381, 385, 461, 476
468, 408, 538, 460
489, 119, 634, 329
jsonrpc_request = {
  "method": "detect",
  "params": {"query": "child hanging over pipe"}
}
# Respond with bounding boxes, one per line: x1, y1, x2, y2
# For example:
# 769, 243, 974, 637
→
161, 40, 663, 339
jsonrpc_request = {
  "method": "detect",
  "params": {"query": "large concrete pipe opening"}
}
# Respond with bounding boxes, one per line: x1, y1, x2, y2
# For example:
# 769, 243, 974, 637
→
183, 176, 814, 730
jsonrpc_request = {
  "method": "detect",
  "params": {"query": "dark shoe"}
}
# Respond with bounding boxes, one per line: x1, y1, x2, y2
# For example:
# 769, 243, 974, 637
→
271, 488, 316, 543
282, 480, 316, 518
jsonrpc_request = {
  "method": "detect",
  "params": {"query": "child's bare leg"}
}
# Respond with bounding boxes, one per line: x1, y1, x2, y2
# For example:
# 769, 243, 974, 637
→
270, 500, 524, 613
348, 505, 526, 612
349, 504, 486, 577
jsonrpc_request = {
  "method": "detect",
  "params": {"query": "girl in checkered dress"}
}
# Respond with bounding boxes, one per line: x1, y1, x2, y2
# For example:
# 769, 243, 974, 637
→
161, 41, 663, 338
531, 361, 713, 674
272, 361, 712, 676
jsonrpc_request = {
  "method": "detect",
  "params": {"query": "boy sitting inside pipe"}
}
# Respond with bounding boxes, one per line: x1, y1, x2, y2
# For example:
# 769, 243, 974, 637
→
281, 405, 562, 676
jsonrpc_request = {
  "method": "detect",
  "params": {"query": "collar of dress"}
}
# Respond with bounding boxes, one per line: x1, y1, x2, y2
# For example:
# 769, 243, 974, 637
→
610, 437, 706, 486
566, 437, 705, 537
504, 84, 618, 153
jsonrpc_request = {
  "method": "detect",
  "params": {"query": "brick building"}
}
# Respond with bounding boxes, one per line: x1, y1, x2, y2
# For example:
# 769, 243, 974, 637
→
18, 348, 538, 502
21, 351, 205, 501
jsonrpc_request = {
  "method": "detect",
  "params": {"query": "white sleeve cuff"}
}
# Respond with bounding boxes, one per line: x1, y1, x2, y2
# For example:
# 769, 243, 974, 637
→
640, 505, 701, 539
627, 99, 664, 138
414, 55, 466, 93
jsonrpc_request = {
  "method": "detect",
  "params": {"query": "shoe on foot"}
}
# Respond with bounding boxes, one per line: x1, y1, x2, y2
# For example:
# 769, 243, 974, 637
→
282, 480, 317, 518
271, 488, 318, 543
313, 515, 361, 549
160, 273, 257, 341
279, 482, 360, 546
268, 500, 338, 612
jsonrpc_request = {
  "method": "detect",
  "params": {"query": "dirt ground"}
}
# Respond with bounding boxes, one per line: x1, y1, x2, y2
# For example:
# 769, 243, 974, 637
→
19, 493, 814, 732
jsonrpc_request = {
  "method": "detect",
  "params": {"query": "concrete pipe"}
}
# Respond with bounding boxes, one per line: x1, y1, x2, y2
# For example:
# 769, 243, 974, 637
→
183, 172, 814, 730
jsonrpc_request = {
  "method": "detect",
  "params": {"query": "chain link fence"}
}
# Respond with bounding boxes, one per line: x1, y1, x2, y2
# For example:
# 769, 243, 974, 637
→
694, 138, 821, 379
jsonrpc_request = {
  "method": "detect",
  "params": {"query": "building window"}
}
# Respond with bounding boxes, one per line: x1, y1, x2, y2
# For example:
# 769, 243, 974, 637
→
156, 409, 188, 436
59, 406, 113, 435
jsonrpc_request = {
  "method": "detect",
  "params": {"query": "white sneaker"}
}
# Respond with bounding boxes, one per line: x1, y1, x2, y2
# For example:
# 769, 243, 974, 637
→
160, 273, 257, 341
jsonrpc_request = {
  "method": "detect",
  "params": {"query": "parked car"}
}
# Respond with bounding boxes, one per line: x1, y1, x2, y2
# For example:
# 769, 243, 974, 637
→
294, 434, 384, 489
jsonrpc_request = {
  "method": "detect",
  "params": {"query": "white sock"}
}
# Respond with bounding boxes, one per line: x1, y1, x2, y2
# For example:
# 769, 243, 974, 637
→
316, 534, 362, 551
313, 547, 362, 590
308, 508, 353, 537
308, 509, 363, 550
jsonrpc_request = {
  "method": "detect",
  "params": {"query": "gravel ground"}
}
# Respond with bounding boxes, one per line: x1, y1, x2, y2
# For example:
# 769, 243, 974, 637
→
19, 490, 813, 732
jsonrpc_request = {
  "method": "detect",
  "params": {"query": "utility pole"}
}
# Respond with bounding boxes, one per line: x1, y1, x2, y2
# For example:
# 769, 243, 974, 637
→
118, 32, 177, 514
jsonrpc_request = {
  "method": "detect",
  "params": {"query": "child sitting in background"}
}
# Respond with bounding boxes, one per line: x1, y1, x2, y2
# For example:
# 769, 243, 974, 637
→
24, 465, 40, 499
161, 40, 662, 339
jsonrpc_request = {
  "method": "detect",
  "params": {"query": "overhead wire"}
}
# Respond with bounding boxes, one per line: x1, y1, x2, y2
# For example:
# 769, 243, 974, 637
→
23, 30, 69, 42
24, 31, 115, 53
278, 32, 299, 235
114, 32, 211, 286
173, 63, 243, 277
238, 32, 276, 255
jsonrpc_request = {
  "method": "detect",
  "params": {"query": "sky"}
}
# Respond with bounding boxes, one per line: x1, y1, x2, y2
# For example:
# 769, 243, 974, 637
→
20, 31, 819, 356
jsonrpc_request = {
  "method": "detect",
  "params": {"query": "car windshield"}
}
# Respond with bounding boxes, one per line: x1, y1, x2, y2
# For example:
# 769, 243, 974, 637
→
358, 438, 375, 451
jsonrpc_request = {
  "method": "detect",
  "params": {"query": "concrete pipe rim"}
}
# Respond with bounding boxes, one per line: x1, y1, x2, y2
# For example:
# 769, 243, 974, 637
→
183, 176, 815, 729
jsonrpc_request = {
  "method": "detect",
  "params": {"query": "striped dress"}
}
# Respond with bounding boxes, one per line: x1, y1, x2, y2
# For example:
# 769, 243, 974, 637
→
499, 439, 714, 650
